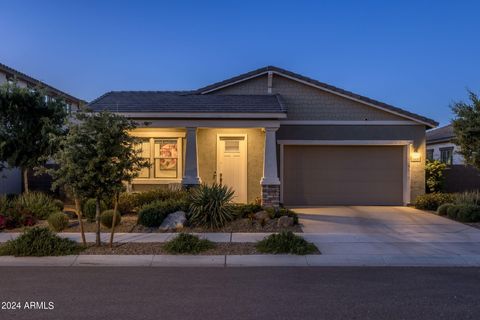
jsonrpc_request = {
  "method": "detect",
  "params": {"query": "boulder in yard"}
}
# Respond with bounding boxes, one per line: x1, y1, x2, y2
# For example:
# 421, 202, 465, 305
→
277, 216, 294, 228
159, 211, 187, 231
254, 211, 270, 221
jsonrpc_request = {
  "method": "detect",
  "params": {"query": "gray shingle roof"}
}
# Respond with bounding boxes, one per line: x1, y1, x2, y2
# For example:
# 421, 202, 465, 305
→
87, 91, 285, 114
196, 66, 438, 128
427, 124, 454, 144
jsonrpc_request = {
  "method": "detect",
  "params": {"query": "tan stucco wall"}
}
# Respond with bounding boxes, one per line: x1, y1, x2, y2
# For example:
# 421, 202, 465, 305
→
277, 125, 427, 202
211, 74, 405, 121
197, 128, 264, 203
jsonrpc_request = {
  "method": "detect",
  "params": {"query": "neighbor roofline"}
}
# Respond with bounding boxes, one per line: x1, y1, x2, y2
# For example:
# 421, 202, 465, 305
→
0, 62, 86, 105
196, 66, 438, 128
89, 111, 287, 119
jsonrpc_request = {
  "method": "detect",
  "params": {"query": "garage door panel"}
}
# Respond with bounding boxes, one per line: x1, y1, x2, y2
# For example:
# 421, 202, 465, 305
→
283, 145, 404, 206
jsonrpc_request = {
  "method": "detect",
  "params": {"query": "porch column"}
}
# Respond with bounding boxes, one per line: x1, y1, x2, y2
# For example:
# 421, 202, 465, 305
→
182, 127, 201, 187
260, 127, 281, 207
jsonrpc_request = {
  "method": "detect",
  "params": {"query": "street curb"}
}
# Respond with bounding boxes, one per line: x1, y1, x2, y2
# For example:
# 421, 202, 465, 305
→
0, 254, 479, 267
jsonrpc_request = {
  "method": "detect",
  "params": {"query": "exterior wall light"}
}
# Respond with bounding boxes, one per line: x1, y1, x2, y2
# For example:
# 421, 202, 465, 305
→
411, 152, 421, 162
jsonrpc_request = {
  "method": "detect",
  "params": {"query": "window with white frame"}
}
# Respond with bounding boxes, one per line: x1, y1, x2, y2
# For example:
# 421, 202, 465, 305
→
426, 149, 434, 161
440, 147, 453, 165
134, 137, 182, 181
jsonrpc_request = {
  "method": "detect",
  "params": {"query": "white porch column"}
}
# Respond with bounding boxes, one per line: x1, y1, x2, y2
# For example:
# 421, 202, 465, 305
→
182, 127, 201, 186
261, 127, 280, 207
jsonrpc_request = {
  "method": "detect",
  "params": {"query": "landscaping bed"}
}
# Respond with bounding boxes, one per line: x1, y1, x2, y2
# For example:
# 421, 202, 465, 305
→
81, 242, 262, 255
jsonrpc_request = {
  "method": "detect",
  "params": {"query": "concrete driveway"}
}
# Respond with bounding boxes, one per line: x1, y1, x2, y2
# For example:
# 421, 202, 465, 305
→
294, 206, 480, 265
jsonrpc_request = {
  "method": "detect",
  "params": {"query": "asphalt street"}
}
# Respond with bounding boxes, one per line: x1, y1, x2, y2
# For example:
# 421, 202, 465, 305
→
0, 267, 479, 320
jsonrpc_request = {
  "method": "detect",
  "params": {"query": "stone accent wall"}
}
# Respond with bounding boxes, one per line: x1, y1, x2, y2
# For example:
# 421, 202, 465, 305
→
261, 184, 280, 208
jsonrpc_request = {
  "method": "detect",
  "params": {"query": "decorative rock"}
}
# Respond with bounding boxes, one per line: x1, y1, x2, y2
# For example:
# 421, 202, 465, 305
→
254, 211, 270, 221
277, 216, 294, 228
159, 211, 187, 231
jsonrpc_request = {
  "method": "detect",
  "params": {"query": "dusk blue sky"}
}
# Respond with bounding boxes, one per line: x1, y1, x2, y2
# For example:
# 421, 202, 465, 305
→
1, 1, 479, 126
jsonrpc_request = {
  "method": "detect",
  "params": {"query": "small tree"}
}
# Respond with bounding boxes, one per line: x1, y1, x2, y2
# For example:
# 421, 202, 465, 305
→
53, 111, 148, 246
0, 82, 67, 193
425, 160, 447, 193
451, 91, 480, 171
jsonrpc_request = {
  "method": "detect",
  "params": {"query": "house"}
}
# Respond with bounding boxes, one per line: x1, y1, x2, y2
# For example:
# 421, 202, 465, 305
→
427, 124, 480, 192
0, 62, 85, 195
88, 66, 438, 207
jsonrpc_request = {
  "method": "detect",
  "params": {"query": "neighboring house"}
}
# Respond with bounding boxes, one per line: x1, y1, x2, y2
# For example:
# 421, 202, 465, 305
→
0, 62, 85, 195
426, 124, 480, 192
88, 66, 437, 206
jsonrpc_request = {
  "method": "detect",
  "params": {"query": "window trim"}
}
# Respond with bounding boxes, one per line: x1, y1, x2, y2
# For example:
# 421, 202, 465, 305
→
440, 147, 454, 165
426, 149, 434, 161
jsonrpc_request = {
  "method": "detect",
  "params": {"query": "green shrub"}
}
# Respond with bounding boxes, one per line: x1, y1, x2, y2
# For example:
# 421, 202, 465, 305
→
83, 199, 107, 222
188, 184, 235, 228
0, 227, 82, 256
231, 203, 263, 218
451, 204, 480, 222
446, 205, 461, 220
53, 199, 64, 211
137, 199, 185, 227
414, 193, 456, 211
0, 195, 10, 215
265, 207, 299, 225
425, 160, 447, 193
455, 191, 480, 206
117, 189, 189, 215
14, 192, 58, 219
100, 210, 122, 228
163, 233, 214, 254
47, 212, 69, 232
437, 203, 454, 216
256, 231, 317, 255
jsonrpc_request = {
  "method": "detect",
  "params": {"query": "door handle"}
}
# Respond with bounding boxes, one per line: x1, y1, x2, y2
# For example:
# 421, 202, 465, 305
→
213, 170, 217, 180
219, 173, 223, 186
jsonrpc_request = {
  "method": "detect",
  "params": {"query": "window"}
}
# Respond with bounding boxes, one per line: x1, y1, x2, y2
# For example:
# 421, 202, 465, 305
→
426, 149, 434, 161
134, 137, 182, 181
136, 139, 151, 178
154, 139, 178, 178
440, 147, 453, 165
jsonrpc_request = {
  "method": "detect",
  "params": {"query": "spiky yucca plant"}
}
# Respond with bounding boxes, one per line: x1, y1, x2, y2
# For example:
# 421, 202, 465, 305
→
188, 183, 235, 228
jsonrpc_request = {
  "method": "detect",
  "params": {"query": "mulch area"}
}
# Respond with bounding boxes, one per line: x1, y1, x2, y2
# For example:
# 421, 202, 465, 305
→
3, 215, 302, 234
81, 242, 260, 255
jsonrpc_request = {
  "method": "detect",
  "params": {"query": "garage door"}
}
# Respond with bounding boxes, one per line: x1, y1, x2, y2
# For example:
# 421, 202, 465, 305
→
282, 145, 404, 206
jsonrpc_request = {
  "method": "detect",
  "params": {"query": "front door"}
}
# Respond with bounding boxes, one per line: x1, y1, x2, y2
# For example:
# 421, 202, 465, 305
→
216, 134, 247, 203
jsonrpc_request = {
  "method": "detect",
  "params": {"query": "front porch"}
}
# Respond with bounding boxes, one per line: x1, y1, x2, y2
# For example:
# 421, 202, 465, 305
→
128, 121, 281, 206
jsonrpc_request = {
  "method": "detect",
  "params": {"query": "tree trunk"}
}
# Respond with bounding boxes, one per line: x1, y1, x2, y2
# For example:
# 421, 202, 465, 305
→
22, 168, 29, 194
109, 193, 119, 248
74, 196, 86, 246
95, 198, 101, 246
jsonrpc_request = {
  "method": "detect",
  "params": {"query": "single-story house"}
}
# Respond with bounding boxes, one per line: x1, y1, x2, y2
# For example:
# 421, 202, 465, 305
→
427, 124, 480, 192
88, 66, 438, 207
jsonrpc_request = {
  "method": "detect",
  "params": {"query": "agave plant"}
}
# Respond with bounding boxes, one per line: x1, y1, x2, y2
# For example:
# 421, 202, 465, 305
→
188, 183, 235, 228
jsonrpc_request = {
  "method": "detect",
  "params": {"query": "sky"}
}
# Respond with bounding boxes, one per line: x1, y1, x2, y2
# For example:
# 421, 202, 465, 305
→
1, 0, 479, 126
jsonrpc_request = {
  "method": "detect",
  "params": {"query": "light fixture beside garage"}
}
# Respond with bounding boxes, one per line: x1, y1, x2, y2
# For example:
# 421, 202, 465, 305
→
410, 152, 422, 162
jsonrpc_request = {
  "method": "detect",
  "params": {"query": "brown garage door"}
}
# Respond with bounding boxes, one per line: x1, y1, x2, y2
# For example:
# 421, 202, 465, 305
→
283, 145, 404, 206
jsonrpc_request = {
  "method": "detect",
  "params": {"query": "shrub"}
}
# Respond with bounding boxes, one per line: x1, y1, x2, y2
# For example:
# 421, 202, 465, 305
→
414, 193, 456, 211
188, 184, 235, 228
446, 205, 461, 220
437, 203, 454, 216
0, 227, 82, 256
14, 192, 58, 219
138, 199, 185, 227
449, 204, 480, 222
83, 199, 107, 222
0, 195, 10, 215
163, 233, 214, 254
425, 160, 447, 193
100, 210, 122, 228
455, 191, 480, 206
0, 215, 5, 229
47, 212, 69, 232
53, 199, 64, 211
117, 189, 189, 215
265, 207, 299, 225
256, 231, 317, 255
231, 203, 263, 218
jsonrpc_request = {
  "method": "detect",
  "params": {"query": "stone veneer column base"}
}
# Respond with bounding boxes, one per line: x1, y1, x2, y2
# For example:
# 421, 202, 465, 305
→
261, 184, 280, 208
